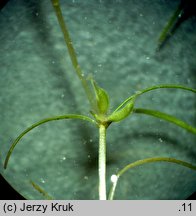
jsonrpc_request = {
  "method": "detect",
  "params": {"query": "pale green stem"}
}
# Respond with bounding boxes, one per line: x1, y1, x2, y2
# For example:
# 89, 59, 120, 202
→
99, 124, 107, 200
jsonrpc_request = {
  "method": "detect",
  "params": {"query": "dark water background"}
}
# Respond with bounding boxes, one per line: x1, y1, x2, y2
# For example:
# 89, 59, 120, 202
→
0, 0, 196, 199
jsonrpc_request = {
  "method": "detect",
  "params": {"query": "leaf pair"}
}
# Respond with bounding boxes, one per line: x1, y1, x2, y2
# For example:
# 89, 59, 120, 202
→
92, 80, 134, 125
91, 81, 196, 133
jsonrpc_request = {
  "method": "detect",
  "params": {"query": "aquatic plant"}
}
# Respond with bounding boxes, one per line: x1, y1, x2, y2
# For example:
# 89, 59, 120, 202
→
157, 0, 196, 50
3, 0, 196, 200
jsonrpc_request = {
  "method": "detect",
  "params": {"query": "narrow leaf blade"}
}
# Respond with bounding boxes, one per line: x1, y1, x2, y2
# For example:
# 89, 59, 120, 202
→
4, 114, 96, 169
133, 108, 196, 134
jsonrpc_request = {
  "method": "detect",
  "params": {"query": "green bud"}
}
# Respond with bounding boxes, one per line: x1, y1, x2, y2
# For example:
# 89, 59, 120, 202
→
108, 100, 134, 122
92, 81, 109, 115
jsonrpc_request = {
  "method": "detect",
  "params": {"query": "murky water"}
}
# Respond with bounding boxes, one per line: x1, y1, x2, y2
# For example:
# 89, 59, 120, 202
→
0, 0, 196, 199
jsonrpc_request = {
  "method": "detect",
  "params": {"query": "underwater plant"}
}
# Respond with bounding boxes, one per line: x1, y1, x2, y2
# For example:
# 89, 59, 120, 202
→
157, 0, 196, 50
2, 0, 196, 200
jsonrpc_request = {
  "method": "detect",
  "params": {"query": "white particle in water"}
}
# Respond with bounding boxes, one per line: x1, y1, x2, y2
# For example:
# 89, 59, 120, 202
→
60, 155, 67, 162
40, 178, 45, 184
111, 174, 118, 183
146, 56, 150, 60
158, 138, 163, 143
178, 12, 182, 18
84, 176, 88, 180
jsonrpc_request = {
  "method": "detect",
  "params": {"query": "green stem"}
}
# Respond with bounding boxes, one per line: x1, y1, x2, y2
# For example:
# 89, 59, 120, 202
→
4, 114, 96, 169
133, 108, 196, 134
98, 124, 107, 200
51, 0, 95, 109
108, 157, 196, 200
114, 85, 196, 112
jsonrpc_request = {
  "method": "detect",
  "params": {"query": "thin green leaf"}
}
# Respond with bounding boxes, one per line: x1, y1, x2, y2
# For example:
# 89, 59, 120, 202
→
30, 181, 53, 200
108, 157, 196, 200
4, 114, 96, 169
133, 108, 196, 134
51, 0, 95, 110
157, 4, 182, 50
114, 85, 196, 112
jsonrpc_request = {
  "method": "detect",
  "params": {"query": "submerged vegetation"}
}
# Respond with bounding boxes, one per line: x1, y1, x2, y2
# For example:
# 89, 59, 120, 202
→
3, 0, 196, 200
157, 0, 196, 50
